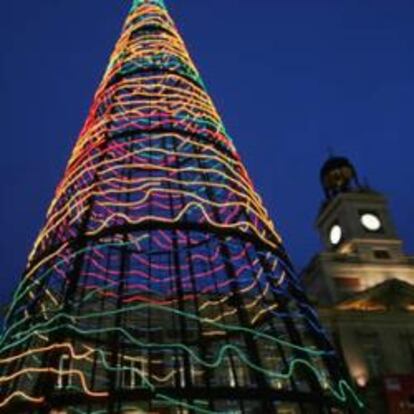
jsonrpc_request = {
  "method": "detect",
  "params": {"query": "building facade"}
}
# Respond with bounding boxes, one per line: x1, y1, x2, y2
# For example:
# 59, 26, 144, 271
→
303, 156, 414, 413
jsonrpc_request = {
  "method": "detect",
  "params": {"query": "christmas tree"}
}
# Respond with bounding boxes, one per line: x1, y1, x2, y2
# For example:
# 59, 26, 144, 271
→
0, 1, 362, 412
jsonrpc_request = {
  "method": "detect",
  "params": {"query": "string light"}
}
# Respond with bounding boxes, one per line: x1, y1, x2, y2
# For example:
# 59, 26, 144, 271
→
0, 1, 363, 412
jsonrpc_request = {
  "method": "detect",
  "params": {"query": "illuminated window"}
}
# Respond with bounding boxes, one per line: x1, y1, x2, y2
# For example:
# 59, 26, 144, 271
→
278, 406, 299, 414
335, 277, 361, 290
121, 359, 142, 389
49, 409, 68, 414
175, 355, 186, 387
227, 357, 237, 388
57, 355, 72, 389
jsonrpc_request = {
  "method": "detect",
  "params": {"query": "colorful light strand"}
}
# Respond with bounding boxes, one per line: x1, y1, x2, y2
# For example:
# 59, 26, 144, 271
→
0, 1, 362, 412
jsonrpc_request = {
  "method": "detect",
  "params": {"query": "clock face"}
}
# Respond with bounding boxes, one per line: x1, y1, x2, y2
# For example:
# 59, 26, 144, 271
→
360, 213, 382, 231
329, 224, 342, 246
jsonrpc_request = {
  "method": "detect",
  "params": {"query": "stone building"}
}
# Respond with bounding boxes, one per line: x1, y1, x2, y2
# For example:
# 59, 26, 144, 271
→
302, 156, 414, 413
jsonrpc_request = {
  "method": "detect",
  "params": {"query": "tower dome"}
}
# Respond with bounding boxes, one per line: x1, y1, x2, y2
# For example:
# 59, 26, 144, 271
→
320, 156, 361, 199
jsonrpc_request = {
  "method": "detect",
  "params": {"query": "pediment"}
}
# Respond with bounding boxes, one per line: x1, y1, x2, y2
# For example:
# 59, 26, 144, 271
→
336, 278, 414, 311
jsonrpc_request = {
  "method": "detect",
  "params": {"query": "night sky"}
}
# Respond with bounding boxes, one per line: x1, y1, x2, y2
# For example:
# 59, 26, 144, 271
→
1, 0, 414, 306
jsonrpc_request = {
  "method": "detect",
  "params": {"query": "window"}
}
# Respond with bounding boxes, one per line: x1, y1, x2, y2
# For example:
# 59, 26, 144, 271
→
57, 355, 72, 389
373, 250, 391, 260
360, 333, 383, 378
278, 405, 299, 414
227, 357, 237, 388
175, 355, 186, 387
122, 360, 138, 389
335, 277, 361, 290
401, 334, 414, 371
117, 356, 147, 389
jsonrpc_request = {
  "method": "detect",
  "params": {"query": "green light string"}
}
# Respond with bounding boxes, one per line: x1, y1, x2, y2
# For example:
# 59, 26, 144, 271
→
2, 320, 362, 408
1, 236, 363, 409
4, 285, 325, 358
1, 235, 362, 408
0, 304, 363, 407
131, 0, 167, 12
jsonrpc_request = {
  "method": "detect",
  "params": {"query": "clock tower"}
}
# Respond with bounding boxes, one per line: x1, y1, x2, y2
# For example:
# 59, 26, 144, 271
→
302, 156, 414, 414
319, 156, 402, 260
305, 156, 414, 305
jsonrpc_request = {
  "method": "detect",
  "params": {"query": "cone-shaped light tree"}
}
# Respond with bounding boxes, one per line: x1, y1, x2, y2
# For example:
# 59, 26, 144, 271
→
0, 1, 362, 413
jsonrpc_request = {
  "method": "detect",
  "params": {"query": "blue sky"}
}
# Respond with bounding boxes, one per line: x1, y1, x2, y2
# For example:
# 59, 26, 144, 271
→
1, 0, 414, 305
